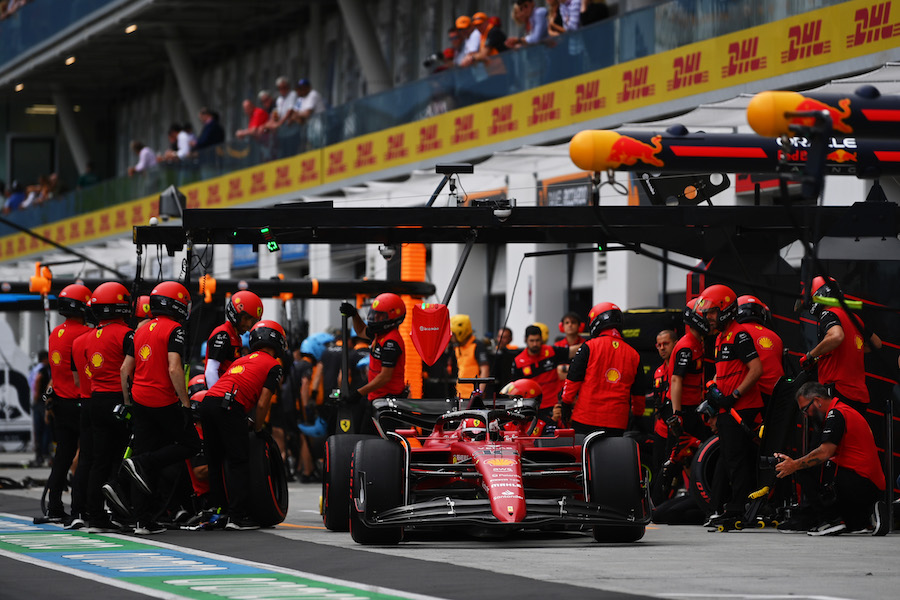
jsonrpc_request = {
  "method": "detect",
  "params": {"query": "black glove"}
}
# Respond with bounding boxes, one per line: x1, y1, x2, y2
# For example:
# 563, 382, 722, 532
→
666, 411, 684, 438
339, 302, 357, 318
112, 404, 132, 422
559, 402, 573, 424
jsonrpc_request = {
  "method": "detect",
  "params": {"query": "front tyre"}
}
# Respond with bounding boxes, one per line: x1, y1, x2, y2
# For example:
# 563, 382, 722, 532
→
586, 436, 647, 543
349, 439, 403, 545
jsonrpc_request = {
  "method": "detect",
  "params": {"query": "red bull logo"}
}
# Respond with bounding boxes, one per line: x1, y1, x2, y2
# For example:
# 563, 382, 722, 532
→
606, 134, 664, 168
826, 149, 857, 163
791, 97, 852, 134
748, 91, 853, 138
570, 130, 665, 171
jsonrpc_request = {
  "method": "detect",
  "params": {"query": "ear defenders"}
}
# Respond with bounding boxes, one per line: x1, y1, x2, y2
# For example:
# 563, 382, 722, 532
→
559, 314, 585, 333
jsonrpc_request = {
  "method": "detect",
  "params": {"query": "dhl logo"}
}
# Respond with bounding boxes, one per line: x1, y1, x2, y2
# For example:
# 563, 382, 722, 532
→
668, 52, 708, 91
527, 92, 560, 126
274, 165, 292, 188
355, 141, 376, 168
571, 80, 605, 115
300, 158, 319, 184
114, 209, 127, 229
132, 205, 144, 224
618, 66, 654, 103
207, 183, 222, 205
69, 221, 80, 240
417, 124, 442, 153
227, 177, 244, 201
84, 218, 96, 237
488, 104, 517, 136
186, 189, 201, 209
452, 114, 479, 144
250, 171, 268, 194
722, 37, 766, 78
384, 133, 409, 162
847, 2, 900, 48
327, 150, 347, 176
782, 20, 830, 63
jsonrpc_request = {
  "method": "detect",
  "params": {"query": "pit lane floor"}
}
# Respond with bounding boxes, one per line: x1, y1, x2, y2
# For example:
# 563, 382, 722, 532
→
0, 455, 896, 600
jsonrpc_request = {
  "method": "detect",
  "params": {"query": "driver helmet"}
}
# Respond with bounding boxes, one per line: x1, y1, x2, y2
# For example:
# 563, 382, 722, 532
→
459, 417, 487, 441
500, 378, 543, 403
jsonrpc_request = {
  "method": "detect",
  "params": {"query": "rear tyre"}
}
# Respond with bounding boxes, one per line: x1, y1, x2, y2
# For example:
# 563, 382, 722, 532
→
246, 431, 289, 527
349, 439, 403, 545
689, 435, 720, 515
322, 434, 374, 531
586, 436, 646, 543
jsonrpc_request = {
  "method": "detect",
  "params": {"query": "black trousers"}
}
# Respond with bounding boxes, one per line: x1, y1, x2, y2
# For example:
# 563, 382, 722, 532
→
199, 397, 251, 518
46, 397, 80, 515
130, 401, 201, 521
716, 408, 760, 514
71, 401, 92, 518
86, 392, 131, 519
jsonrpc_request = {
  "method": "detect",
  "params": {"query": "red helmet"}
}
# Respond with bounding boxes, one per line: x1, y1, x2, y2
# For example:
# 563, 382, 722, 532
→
150, 281, 191, 323
695, 284, 737, 331
58, 283, 92, 318
811, 275, 839, 299
190, 389, 207, 404
458, 417, 487, 441
225, 290, 263, 329
188, 374, 207, 396
90, 282, 131, 320
500, 378, 543, 400
587, 302, 623, 337
366, 293, 406, 334
736, 295, 771, 325
249, 319, 288, 357
135, 295, 152, 319
683, 296, 709, 334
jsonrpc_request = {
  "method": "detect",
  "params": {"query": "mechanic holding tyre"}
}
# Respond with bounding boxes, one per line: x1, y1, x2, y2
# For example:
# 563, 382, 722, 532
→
556, 302, 648, 437
340, 293, 407, 434
198, 319, 287, 530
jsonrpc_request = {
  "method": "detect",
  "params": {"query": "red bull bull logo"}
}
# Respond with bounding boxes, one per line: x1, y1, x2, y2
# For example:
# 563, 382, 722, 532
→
569, 130, 665, 171
826, 149, 857, 163
791, 97, 853, 134
748, 91, 854, 138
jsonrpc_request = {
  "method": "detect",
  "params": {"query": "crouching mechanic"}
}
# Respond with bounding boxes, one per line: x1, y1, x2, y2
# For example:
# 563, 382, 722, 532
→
774, 382, 887, 536
556, 302, 647, 437
199, 319, 286, 530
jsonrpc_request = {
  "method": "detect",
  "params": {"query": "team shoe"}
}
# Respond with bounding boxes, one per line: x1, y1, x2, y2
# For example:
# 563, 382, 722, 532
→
702, 512, 722, 527
87, 517, 120, 534
777, 513, 817, 534
872, 501, 889, 537
225, 517, 261, 531
133, 521, 166, 535
101, 482, 131, 517
807, 518, 846, 536
34, 510, 69, 525
123, 458, 152, 495
64, 515, 86, 530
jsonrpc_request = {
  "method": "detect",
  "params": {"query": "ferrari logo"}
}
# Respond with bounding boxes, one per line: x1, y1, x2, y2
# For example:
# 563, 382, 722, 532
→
230, 365, 245, 374
726, 332, 733, 341
96, 329, 103, 338
141, 302, 150, 314
612, 340, 619, 349
138, 344, 152, 361
149, 322, 157, 331
91, 353, 103, 368
340, 419, 351, 432
507, 505, 514, 515
51, 351, 61, 365
248, 353, 259, 359
58, 329, 65, 338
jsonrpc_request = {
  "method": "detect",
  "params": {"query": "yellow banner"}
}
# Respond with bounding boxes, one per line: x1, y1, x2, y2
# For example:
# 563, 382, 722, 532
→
2, 0, 897, 260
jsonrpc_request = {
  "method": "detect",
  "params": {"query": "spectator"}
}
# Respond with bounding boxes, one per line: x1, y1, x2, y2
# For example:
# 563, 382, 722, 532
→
290, 79, 326, 125
193, 107, 225, 151
21, 173, 61, 208
429, 27, 463, 73
580, 0, 610, 26
264, 76, 298, 131
2, 180, 25, 213
560, 0, 581, 31
235, 99, 269, 139
128, 140, 157, 177
547, 0, 567, 36
76, 161, 100, 189
460, 13, 507, 66
160, 123, 192, 162
506, 0, 549, 48
454, 15, 481, 67
257, 89, 275, 114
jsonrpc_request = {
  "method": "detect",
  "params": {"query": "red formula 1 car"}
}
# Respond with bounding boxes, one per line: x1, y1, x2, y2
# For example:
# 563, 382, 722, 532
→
322, 396, 651, 544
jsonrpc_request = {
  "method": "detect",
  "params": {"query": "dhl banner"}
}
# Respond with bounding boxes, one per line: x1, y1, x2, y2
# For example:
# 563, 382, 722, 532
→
2, 0, 899, 260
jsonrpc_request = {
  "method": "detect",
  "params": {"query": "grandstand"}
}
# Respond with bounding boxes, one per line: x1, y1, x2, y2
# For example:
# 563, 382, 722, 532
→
0, 0, 898, 360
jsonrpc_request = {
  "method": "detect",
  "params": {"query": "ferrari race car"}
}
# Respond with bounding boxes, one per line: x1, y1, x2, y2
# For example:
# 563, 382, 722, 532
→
322, 395, 651, 544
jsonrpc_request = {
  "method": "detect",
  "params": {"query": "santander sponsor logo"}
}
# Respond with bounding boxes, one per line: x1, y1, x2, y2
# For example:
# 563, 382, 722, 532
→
419, 326, 440, 331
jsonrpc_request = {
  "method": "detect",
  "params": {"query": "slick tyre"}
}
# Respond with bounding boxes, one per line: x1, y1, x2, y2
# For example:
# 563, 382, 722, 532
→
246, 431, 289, 527
322, 434, 375, 531
689, 435, 720, 515
586, 436, 646, 543
349, 439, 403, 545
